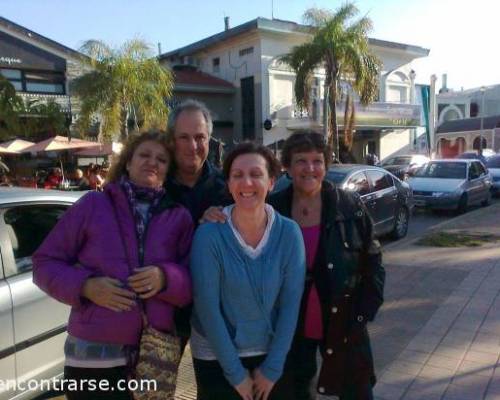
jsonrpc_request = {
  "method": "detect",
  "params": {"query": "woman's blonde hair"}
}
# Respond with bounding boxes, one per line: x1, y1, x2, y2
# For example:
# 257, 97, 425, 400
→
106, 130, 170, 184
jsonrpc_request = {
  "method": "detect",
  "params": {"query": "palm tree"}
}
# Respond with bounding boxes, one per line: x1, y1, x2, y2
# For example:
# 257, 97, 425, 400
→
71, 39, 173, 142
281, 3, 380, 161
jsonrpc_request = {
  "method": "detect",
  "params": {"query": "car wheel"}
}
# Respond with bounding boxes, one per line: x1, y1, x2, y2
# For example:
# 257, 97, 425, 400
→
390, 206, 409, 240
456, 194, 468, 214
481, 190, 492, 207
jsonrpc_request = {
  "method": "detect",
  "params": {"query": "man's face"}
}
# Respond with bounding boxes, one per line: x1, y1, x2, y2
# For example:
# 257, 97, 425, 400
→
173, 110, 209, 175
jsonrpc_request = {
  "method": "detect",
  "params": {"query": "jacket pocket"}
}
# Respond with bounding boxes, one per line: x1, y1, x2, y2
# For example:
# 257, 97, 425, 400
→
234, 320, 270, 350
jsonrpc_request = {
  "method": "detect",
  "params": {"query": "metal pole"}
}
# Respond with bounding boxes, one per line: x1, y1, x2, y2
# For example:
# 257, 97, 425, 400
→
480, 87, 485, 155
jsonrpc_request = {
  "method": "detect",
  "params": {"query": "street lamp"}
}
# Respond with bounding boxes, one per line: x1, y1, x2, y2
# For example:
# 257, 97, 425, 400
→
479, 86, 486, 155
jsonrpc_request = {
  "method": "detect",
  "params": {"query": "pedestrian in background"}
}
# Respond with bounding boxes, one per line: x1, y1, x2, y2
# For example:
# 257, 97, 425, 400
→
190, 142, 305, 400
33, 130, 193, 399
269, 131, 385, 400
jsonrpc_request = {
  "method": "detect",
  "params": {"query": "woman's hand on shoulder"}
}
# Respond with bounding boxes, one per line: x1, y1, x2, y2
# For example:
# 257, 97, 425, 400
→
199, 206, 226, 224
234, 375, 254, 400
128, 265, 165, 299
252, 369, 275, 400
82, 277, 136, 312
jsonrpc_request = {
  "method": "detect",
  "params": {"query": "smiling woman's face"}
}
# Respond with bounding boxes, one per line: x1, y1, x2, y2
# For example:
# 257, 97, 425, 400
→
287, 151, 326, 195
126, 140, 169, 188
227, 153, 275, 211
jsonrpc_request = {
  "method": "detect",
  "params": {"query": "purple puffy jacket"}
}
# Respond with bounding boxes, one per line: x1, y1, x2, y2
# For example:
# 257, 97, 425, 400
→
33, 183, 194, 345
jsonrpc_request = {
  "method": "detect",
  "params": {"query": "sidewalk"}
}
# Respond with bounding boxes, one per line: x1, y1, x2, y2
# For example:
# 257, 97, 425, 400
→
371, 203, 500, 400
172, 205, 500, 400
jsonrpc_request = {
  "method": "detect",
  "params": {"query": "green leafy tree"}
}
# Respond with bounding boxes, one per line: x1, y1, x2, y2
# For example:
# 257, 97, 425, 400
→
281, 3, 381, 160
0, 76, 67, 140
72, 39, 173, 142
0, 76, 23, 139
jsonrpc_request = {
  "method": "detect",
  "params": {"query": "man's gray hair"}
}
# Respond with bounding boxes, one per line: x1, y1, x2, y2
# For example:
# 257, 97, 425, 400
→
167, 99, 213, 138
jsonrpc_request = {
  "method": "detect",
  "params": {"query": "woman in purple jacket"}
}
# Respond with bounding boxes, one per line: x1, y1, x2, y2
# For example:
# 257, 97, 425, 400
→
33, 131, 194, 399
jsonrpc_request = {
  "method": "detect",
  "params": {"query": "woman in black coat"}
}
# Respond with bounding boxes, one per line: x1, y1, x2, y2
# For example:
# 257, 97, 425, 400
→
269, 131, 385, 400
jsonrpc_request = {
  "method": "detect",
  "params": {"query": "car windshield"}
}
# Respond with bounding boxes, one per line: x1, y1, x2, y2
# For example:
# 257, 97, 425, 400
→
326, 170, 348, 183
382, 156, 412, 166
415, 162, 466, 179
486, 157, 500, 168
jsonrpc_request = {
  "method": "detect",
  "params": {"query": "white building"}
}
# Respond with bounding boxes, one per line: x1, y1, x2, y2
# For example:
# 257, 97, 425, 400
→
161, 17, 430, 161
436, 79, 500, 156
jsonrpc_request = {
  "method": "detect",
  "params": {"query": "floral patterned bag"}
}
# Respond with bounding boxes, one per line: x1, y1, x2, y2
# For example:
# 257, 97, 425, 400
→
132, 317, 182, 400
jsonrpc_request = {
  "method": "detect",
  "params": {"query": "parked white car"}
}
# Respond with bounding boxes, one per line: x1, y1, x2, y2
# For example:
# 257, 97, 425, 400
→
408, 159, 492, 213
0, 188, 83, 400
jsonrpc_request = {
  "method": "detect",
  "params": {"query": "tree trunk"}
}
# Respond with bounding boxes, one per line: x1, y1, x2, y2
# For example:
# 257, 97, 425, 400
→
328, 79, 339, 160
120, 106, 129, 142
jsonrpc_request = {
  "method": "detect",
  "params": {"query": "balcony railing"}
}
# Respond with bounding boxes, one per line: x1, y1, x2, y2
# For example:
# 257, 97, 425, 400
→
18, 92, 72, 113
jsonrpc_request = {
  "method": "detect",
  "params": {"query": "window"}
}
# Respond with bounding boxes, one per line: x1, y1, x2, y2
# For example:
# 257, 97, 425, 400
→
416, 162, 467, 179
212, 57, 220, 73
475, 162, 486, 175
0, 69, 65, 94
346, 172, 370, 196
239, 47, 254, 57
3, 205, 68, 275
1, 68, 22, 90
366, 170, 392, 192
24, 71, 65, 94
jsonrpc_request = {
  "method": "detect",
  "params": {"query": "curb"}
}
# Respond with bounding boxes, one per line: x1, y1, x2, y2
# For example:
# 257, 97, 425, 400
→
383, 202, 500, 251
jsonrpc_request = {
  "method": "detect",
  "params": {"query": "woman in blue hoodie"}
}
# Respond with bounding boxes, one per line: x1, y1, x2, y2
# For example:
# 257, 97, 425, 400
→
190, 142, 306, 400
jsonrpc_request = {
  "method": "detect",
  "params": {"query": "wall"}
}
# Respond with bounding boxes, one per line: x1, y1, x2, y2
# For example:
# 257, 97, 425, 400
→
378, 129, 412, 160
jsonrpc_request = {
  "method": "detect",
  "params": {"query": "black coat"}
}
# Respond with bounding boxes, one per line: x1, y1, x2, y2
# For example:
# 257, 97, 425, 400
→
269, 181, 385, 396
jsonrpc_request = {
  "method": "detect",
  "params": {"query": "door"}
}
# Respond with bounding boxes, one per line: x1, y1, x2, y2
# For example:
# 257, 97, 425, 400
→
0, 267, 16, 400
467, 162, 484, 204
1, 204, 70, 394
475, 161, 490, 203
365, 170, 399, 234
241, 76, 255, 140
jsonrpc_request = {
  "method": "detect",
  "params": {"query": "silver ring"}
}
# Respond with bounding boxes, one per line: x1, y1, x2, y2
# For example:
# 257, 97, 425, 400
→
148, 285, 153, 291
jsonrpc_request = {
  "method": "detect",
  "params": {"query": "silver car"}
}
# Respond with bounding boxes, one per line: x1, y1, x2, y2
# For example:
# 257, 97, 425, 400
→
486, 155, 500, 196
0, 188, 83, 400
408, 159, 492, 213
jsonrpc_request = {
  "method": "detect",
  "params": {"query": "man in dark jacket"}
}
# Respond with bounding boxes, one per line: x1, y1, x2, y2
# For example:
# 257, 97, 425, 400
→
165, 99, 228, 342
165, 99, 227, 225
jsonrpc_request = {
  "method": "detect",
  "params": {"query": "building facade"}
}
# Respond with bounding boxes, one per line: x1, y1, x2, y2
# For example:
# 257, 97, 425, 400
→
436, 81, 500, 156
161, 17, 430, 161
0, 17, 87, 139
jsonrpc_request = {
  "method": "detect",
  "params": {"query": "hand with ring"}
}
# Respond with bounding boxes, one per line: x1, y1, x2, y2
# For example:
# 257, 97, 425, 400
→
128, 265, 166, 299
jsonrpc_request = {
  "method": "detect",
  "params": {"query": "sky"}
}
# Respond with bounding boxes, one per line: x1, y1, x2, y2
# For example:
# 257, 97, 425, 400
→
1, 0, 499, 90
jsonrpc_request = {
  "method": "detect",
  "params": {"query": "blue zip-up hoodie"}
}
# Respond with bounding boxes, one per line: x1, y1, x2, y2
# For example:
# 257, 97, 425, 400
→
190, 212, 306, 386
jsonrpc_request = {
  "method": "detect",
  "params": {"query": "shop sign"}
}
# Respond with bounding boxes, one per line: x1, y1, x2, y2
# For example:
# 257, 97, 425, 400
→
0, 56, 22, 65
338, 101, 422, 128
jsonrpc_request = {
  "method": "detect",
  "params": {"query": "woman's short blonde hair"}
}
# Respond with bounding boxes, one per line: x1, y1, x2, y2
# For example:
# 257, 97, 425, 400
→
106, 130, 170, 184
